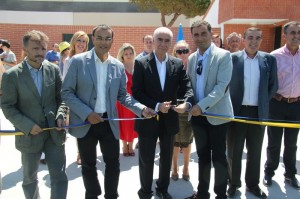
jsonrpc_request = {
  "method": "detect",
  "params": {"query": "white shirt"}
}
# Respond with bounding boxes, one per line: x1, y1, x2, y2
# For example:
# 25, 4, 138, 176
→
154, 52, 168, 91
242, 50, 260, 106
196, 46, 211, 102
94, 52, 110, 113
154, 51, 168, 111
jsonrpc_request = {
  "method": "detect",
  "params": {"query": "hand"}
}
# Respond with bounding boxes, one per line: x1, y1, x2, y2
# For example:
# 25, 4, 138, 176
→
190, 105, 202, 116
173, 102, 189, 113
158, 101, 172, 113
142, 107, 157, 118
30, 124, 43, 135
56, 118, 66, 131
87, 112, 104, 124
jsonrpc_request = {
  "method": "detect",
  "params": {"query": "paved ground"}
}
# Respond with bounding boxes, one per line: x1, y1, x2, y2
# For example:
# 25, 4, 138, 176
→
0, 108, 299, 199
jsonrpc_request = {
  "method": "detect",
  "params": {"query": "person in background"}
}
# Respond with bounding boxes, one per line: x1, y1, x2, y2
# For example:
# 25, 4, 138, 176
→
58, 41, 70, 76
0, 39, 4, 55
45, 43, 60, 65
0, 40, 17, 70
226, 32, 242, 53
136, 34, 154, 59
62, 31, 89, 165
263, 21, 300, 190
170, 40, 193, 182
1, 30, 68, 199
116, 43, 138, 157
212, 34, 223, 48
226, 27, 278, 198
62, 31, 89, 80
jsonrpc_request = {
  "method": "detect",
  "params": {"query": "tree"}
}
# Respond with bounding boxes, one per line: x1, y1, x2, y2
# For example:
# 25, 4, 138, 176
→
130, 0, 211, 27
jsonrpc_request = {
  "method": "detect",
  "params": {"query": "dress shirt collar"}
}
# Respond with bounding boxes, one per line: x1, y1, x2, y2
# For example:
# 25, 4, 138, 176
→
243, 49, 259, 60
25, 60, 43, 71
93, 51, 112, 64
283, 44, 300, 55
196, 45, 211, 60
153, 50, 169, 63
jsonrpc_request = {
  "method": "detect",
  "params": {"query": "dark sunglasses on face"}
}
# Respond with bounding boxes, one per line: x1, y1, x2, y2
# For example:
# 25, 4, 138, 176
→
196, 60, 203, 75
176, 49, 189, 55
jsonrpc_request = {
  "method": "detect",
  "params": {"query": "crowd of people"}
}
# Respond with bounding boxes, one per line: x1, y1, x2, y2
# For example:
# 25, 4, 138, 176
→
0, 20, 299, 199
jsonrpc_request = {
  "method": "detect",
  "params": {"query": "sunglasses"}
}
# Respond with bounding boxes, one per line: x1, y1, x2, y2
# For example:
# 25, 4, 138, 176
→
196, 60, 203, 75
176, 49, 189, 55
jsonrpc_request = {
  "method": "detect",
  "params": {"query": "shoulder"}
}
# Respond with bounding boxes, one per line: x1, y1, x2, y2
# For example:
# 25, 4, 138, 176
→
212, 46, 231, 57
168, 55, 181, 63
258, 51, 276, 60
4, 62, 23, 75
270, 46, 284, 56
110, 56, 123, 67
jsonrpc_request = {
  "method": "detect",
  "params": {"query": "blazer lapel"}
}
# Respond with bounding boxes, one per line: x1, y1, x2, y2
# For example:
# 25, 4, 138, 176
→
236, 52, 245, 88
163, 58, 175, 92
86, 50, 97, 91
203, 45, 215, 86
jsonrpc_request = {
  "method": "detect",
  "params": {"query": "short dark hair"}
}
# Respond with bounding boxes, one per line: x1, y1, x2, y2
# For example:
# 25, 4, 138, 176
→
23, 30, 49, 47
283, 21, 300, 35
92, 24, 114, 38
1, 40, 10, 48
243, 27, 262, 39
191, 20, 212, 33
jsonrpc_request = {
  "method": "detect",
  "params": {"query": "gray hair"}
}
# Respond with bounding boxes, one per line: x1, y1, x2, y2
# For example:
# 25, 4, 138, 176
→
153, 27, 173, 40
226, 32, 241, 43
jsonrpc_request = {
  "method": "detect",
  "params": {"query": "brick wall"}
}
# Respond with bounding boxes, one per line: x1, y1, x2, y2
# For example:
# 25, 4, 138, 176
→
0, 24, 199, 62
219, 0, 300, 23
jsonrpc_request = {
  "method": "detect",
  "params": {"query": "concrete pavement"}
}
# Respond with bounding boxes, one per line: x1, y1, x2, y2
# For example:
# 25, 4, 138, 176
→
0, 108, 299, 199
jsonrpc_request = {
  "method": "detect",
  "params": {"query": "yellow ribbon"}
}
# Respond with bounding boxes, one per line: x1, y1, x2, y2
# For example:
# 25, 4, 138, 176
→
203, 114, 300, 128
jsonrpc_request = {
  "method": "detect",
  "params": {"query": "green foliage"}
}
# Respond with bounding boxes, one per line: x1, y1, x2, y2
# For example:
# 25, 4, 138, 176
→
130, 0, 211, 26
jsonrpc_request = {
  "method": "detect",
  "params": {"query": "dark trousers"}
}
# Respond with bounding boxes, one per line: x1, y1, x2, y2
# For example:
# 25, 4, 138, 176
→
77, 119, 120, 199
191, 116, 228, 199
137, 122, 174, 199
264, 99, 300, 178
227, 106, 265, 188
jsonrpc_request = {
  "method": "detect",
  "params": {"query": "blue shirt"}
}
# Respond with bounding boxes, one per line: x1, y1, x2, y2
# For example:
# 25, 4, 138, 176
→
26, 61, 43, 96
45, 50, 60, 62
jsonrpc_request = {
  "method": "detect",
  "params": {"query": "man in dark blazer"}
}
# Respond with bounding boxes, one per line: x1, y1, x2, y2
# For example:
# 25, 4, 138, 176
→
1, 30, 68, 199
226, 27, 278, 198
132, 27, 194, 199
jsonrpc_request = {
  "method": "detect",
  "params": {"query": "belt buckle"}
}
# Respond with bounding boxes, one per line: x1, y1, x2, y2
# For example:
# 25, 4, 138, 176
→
287, 98, 291, 103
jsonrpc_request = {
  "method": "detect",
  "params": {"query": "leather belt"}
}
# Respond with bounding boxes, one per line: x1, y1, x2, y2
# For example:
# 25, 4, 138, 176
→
273, 93, 300, 103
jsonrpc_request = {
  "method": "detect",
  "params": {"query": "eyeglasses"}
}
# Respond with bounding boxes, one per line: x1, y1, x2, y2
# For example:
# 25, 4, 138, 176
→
76, 39, 87, 43
176, 49, 189, 55
196, 60, 203, 75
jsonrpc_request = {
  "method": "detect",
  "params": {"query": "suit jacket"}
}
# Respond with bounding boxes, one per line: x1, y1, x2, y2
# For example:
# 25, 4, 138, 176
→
187, 44, 234, 125
132, 52, 194, 137
230, 51, 278, 119
1, 60, 67, 153
61, 48, 145, 139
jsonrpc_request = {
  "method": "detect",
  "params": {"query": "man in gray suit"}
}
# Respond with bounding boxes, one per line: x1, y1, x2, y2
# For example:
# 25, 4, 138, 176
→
1, 30, 68, 199
61, 24, 155, 199
226, 27, 278, 198
185, 20, 234, 199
